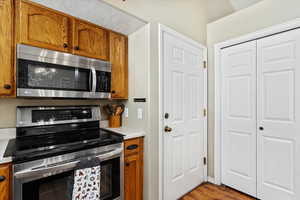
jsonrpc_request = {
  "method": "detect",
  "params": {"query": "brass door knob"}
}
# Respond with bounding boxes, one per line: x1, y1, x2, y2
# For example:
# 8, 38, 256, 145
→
164, 126, 172, 132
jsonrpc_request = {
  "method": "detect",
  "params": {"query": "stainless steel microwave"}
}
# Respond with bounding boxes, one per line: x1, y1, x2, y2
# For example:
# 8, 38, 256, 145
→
16, 44, 111, 99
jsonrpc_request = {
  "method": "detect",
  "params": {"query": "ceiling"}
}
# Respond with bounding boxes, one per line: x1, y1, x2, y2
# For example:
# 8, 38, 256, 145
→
208, 0, 263, 23
229, 0, 263, 10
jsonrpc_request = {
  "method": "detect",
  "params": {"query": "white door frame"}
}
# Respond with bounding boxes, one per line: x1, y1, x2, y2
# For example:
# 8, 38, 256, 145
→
214, 18, 300, 185
158, 24, 208, 200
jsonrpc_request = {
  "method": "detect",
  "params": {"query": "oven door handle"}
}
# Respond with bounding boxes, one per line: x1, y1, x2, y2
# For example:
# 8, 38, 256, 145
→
96, 146, 123, 160
14, 147, 123, 180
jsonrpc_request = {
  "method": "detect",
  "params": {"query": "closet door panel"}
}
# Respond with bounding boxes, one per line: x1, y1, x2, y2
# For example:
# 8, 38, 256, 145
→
221, 41, 257, 197
257, 29, 300, 200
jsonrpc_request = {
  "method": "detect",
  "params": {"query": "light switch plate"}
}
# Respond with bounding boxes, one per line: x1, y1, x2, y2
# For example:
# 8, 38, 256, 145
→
125, 107, 129, 118
137, 108, 143, 120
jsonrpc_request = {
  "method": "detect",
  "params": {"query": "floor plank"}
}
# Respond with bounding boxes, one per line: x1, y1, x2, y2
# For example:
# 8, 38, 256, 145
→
180, 183, 256, 200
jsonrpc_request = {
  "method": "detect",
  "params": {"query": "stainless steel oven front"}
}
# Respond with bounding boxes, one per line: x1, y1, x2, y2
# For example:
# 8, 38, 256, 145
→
16, 44, 111, 99
13, 143, 124, 200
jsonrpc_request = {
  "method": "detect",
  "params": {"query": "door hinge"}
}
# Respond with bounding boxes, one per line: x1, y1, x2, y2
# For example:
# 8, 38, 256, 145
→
203, 157, 207, 165
203, 109, 207, 117
203, 61, 207, 69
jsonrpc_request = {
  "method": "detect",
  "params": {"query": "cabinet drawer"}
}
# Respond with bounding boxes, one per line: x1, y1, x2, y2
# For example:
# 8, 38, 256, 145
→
124, 138, 143, 156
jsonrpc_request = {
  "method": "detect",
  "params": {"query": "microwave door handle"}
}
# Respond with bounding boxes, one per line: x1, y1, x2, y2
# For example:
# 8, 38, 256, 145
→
91, 67, 97, 92
89, 69, 93, 91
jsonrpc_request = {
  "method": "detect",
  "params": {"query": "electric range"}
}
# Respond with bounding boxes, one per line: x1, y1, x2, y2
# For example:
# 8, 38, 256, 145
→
6, 106, 124, 200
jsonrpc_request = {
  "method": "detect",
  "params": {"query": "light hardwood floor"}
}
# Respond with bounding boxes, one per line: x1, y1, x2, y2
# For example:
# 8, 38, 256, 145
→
180, 183, 256, 200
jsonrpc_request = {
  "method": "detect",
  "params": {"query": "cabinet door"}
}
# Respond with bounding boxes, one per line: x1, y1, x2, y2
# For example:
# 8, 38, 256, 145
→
124, 154, 142, 200
0, 164, 10, 200
0, 0, 14, 96
110, 32, 128, 99
221, 41, 257, 197
17, 0, 71, 52
257, 29, 300, 200
73, 20, 109, 60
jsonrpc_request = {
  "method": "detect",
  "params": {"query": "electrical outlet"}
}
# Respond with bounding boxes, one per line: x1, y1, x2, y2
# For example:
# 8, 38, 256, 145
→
125, 107, 129, 118
137, 108, 143, 120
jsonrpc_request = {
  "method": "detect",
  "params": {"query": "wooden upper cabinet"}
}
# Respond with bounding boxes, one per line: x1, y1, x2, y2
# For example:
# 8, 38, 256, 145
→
0, 164, 11, 200
73, 20, 109, 60
0, 0, 15, 96
16, 0, 71, 52
110, 32, 128, 99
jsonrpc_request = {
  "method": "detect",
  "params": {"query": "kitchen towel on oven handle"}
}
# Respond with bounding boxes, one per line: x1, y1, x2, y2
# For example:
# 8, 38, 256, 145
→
70, 158, 101, 200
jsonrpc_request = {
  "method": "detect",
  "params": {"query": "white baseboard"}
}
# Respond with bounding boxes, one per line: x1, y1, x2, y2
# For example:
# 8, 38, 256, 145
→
207, 176, 215, 184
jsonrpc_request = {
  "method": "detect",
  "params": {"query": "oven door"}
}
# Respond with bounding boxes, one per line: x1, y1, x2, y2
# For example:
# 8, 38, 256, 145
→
17, 59, 94, 98
13, 146, 123, 200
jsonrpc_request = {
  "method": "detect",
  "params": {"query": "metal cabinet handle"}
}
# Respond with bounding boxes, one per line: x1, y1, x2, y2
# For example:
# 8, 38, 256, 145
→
63, 43, 68, 48
259, 127, 264, 131
75, 46, 80, 50
0, 176, 6, 182
111, 90, 116, 94
126, 144, 138, 150
3, 84, 11, 90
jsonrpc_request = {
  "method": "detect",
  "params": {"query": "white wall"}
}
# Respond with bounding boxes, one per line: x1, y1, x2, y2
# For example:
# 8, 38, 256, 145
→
207, 0, 300, 177
103, 0, 207, 44
102, 1, 208, 199
207, 0, 234, 23
126, 25, 151, 200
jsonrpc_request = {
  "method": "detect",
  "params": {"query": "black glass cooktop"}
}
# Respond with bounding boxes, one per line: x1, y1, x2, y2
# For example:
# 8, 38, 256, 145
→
5, 121, 124, 163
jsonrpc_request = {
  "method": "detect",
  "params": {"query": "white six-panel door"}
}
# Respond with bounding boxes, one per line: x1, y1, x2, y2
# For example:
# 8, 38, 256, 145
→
163, 31, 206, 200
221, 28, 300, 200
257, 29, 300, 200
221, 41, 257, 197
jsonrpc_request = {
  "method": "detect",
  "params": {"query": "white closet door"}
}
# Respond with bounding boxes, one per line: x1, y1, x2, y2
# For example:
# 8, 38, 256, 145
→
221, 41, 257, 197
257, 29, 300, 200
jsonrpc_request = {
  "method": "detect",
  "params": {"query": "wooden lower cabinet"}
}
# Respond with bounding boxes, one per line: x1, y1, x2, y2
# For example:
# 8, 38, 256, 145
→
124, 137, 144, 200
0, 163, 11, 200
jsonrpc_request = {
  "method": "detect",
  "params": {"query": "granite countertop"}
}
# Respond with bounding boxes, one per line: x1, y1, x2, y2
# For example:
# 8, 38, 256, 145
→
0, 139, 12, 164
103, 127, 146, 140
0, 128, 15, 165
